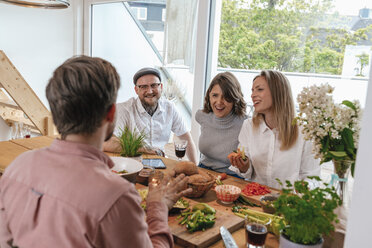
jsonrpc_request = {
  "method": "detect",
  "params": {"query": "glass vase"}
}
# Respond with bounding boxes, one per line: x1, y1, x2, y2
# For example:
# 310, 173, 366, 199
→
331, 159, 353, 203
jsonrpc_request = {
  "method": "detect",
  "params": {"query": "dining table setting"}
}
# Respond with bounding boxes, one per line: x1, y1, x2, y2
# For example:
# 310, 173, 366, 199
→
0, 135, 282, 248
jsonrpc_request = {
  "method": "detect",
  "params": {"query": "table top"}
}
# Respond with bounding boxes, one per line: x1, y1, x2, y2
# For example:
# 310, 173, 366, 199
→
0, 136, 279, 247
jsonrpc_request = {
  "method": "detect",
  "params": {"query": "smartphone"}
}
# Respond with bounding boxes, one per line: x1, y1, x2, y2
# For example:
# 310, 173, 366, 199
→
142, 158, 166, 169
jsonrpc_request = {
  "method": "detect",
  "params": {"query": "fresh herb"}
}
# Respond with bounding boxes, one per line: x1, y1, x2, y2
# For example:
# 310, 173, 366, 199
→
118, 126, 147, 157
274, 177, 342, 245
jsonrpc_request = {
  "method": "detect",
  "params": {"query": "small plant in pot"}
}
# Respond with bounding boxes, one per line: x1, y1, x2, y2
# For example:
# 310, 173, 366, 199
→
274, 177, 342, 248
118, 126, 147, 161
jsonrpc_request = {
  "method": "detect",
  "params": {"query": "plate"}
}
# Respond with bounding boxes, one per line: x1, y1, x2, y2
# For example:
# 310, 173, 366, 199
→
110, 156, 143, 176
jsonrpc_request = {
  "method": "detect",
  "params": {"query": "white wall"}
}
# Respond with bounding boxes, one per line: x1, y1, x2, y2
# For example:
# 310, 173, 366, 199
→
344, 59, 372, 247
0, 3, 75, 141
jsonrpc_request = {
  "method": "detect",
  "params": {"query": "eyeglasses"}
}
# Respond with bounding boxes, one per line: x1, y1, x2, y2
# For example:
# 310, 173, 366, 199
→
136, 83, 161, 90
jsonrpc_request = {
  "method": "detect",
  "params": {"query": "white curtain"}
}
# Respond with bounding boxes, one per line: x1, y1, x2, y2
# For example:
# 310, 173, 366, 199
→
164, 0, 197, 69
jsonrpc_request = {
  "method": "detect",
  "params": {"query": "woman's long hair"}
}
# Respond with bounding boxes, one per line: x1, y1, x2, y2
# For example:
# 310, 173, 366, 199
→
252, 70, 298, 150
203, 72, 246, 116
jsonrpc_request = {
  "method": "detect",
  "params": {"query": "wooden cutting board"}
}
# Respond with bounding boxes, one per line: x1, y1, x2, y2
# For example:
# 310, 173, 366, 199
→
168, 197, 244, 248
136, 184, 244, 248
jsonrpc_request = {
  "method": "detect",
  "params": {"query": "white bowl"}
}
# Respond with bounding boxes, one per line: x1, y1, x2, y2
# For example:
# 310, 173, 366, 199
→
110, 156, 143, 183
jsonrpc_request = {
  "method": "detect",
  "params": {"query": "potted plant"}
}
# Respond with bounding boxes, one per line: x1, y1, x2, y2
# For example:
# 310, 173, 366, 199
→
118, 126, 147, 161
274, 177, 342, 248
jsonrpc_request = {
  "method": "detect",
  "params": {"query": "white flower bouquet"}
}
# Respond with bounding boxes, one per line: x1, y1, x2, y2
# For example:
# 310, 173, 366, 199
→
296, 83, 362, 177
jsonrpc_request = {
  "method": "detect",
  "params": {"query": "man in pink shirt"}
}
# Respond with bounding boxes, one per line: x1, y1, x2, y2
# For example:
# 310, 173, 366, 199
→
0, 56, 191, 247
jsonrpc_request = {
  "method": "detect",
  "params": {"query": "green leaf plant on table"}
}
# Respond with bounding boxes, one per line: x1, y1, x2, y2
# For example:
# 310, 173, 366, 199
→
274, 177, 342, 247
118, 126, 148, 158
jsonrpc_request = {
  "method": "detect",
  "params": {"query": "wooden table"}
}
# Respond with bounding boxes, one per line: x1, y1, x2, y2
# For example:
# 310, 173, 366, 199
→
0, 136, 279, 248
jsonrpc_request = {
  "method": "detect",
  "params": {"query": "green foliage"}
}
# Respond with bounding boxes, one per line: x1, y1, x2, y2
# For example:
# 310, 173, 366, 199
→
274, 177, 342, 245
118, 126, 147, 157
219, 0, 371, 74
356, 53, 370, 76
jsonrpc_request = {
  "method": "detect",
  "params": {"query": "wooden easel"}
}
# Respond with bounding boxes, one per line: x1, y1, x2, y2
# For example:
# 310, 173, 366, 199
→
0, 50, 55, 136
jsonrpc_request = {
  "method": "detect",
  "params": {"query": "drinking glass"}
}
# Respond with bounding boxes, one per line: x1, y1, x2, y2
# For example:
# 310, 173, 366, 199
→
18, 122, 24, 139
25, 126, 31, 138
174, 140, 188, 161
11, 122, 19, 140
245, 215, 271, 248
149, 170, 164, 186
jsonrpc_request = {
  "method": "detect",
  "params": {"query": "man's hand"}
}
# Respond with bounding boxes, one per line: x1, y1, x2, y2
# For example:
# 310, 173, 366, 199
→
138, 147, 165, 157
103, 136, 121, 153
229, 155, 250, 173
147, 171, 192, 210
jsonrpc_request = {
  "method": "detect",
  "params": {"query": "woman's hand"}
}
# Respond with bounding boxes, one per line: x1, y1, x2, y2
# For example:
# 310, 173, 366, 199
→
147, 171, 192, 210
229, 155, 250, 173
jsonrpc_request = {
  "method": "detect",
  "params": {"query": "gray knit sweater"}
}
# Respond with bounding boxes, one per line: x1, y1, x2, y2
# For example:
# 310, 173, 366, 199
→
195, 109, 247, 174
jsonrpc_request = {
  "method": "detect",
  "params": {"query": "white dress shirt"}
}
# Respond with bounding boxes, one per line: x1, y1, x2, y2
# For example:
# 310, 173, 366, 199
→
229, 119, 320, 188
114, 97, 188, 150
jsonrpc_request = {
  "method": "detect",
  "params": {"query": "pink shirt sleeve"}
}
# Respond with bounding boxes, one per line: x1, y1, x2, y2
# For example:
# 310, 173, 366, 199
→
93, 185, 173, 248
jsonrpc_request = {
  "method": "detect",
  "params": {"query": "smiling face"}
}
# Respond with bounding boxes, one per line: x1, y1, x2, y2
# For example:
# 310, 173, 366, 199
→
134, 74, 162, 108
209, 84, 233, 118
251, 76, 273, 115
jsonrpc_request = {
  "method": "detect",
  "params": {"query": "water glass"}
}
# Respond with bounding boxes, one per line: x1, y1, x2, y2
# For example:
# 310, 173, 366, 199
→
18, 122, 24, 139
149, 170, 164, 186
10, 122, 19, 140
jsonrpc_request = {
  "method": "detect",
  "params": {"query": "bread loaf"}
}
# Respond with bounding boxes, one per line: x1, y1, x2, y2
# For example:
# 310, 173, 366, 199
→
188, 174, 210, 184
198, 169, 213, 182
174, 161, 199, 176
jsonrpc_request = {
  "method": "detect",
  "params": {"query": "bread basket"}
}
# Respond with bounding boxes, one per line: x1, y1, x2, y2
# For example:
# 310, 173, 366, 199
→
184, 172, 215, 198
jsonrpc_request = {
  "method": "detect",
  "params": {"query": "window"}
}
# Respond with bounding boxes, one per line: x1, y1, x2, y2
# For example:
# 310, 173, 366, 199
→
89, 0, 199, 130
131, 7, 147, 20
216, 0, 371, 110
162, 8, 166, 22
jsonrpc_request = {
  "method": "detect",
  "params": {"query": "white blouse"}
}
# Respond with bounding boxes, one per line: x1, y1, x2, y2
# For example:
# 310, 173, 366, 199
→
229, 119, 320, 188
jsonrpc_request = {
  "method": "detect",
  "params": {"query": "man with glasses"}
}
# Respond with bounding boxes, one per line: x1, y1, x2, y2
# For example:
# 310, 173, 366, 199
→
104, 67, 197, 164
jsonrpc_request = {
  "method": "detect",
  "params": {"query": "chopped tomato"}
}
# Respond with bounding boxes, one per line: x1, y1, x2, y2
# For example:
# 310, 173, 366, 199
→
242, 182, 271, 196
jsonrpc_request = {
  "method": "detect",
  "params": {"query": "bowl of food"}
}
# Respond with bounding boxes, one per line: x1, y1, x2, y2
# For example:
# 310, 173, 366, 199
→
110, 156, 143, 183
215, 185, 241, 204
260, 195, 278, 214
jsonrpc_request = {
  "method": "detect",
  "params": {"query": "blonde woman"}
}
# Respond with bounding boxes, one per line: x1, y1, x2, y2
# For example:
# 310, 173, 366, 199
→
229, 70, 320, 188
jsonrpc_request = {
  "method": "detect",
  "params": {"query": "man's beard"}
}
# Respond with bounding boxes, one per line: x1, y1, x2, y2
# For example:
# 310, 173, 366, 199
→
141, 97, 158, 116
104, 122, 115, 141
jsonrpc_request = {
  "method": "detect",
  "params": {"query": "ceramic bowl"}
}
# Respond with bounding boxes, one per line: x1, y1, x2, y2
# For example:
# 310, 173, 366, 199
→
215, 184, 241, 204
110, 156, 143, 183
260, 195, 278, 214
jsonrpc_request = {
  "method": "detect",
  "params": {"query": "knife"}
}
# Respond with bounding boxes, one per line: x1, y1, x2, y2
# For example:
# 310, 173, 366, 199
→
220, 226, 238, 248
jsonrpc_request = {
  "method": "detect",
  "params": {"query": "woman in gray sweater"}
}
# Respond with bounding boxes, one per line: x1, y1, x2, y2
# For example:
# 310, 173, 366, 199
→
196, 71, 247, 177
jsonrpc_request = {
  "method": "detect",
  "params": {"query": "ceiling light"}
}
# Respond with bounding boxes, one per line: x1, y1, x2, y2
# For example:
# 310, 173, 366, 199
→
0, 0, 70, 9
